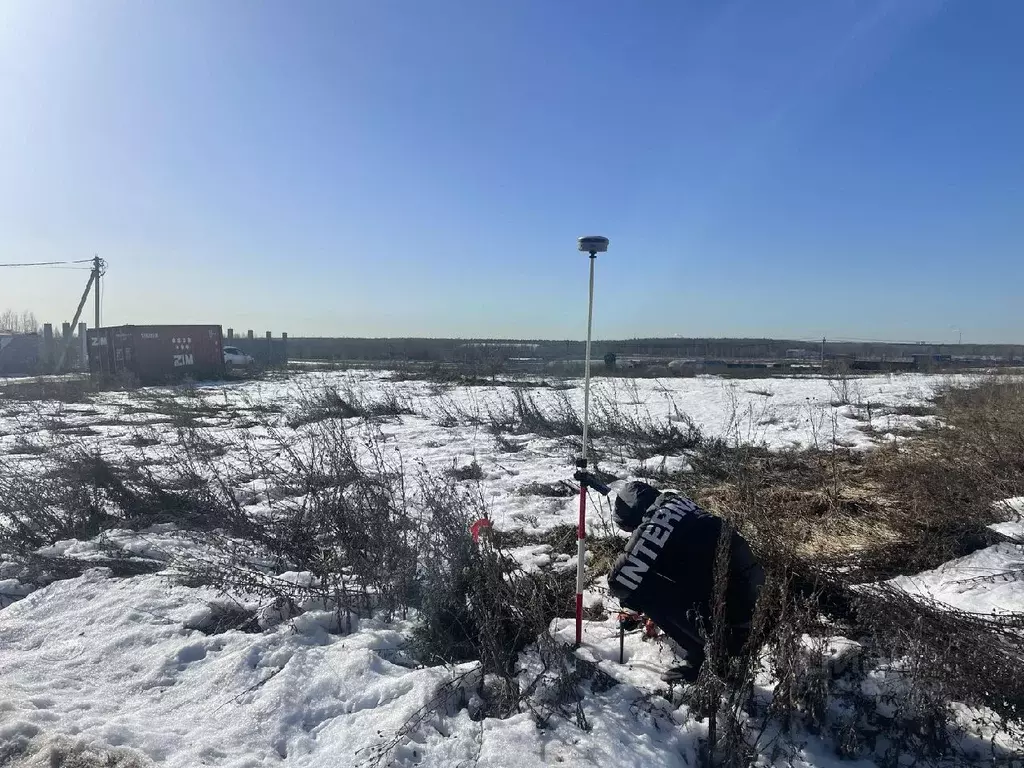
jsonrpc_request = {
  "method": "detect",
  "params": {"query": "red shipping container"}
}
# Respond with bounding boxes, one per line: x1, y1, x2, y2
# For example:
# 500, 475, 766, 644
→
88, 325, 225, 384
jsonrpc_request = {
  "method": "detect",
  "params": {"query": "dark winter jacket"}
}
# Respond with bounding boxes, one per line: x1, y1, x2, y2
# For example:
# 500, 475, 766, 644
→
608, 493, 764, 630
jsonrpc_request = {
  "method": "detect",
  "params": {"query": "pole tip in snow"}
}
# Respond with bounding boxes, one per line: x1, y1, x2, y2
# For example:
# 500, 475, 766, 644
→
577, 235, 609, 254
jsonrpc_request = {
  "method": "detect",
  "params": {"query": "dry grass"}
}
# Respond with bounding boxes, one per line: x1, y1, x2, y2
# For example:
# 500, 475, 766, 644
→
650, 376, 1024, 580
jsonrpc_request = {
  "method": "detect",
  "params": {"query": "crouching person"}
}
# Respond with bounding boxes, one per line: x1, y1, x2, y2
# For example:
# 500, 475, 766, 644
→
608, 481, 765, 683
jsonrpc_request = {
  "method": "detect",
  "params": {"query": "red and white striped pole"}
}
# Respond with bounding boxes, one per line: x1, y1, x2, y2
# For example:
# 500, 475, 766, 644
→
574, 236, 608, 647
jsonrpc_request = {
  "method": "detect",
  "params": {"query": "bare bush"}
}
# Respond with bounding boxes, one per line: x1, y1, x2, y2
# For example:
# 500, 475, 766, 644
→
889, 402, 937, 417
287, 381, 414, 428
478, 385, 711, 465
824, 363, 854, 406
681, 546, 1024, 767
428, 392, 482, 428
596, 399, 707, 460
0, 447, 110, 552
484, 389, 583, 440
445, 459, 483, 481
172, 417, 421, 627
413, 476, 573, 675
516, 480, 575, 498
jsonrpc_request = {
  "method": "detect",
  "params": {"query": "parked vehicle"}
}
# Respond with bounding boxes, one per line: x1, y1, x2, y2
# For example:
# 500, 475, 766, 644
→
223, 346, 255, 367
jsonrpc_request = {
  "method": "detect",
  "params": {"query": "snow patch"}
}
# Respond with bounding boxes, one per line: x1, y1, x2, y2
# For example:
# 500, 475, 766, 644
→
888, 542, 1024, 615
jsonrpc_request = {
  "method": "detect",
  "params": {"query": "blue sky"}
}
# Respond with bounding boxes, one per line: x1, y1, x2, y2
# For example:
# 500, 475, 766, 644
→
1, 0, 1021, 343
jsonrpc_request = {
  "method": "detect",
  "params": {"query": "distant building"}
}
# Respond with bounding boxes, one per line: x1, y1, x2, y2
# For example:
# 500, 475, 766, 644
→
457, 342, 541, 352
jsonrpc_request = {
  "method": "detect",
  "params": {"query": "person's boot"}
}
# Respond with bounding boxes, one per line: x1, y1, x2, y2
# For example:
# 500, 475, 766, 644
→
661, 662, 701, 684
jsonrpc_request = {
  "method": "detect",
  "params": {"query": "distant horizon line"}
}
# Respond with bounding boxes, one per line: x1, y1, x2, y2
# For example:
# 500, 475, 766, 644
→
10, 324, 1020, 348
229, 333, 1021, 348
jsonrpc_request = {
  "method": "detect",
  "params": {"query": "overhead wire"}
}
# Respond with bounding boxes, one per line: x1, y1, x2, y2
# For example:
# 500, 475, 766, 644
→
2, 256, 105, 327
0, 259, 94, 268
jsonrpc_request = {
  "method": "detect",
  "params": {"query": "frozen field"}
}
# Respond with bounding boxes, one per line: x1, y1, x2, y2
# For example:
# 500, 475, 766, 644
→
0, 370, 963, 534
1, 370, 1021, 767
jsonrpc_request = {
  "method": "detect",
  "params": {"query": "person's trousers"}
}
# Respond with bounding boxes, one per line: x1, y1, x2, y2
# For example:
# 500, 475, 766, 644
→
641, 603, 752, 674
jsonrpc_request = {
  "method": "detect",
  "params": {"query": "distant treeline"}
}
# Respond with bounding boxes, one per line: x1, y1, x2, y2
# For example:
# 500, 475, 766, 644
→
284, 337, 1023, 363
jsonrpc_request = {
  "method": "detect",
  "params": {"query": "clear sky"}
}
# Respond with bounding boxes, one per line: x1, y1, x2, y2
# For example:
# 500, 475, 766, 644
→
1, 0, 1021, 343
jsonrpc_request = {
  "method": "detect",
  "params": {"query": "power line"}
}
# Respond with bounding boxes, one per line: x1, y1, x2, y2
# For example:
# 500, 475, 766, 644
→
0, 259, 94, 268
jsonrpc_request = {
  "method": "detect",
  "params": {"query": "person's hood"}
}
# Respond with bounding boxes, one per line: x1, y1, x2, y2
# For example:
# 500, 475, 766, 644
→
613, 480, 662, 532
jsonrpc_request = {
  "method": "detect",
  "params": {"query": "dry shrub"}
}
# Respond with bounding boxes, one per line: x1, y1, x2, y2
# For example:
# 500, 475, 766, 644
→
0, 403, 425, 626
170, 418, 421, 627
183, 599, 261, 635
287, 382, 414, 428
485, 389, 583, 439
479, 385, 711, 465
687, 546, 1024, 767
853, 583, 1024, 721
518, 635, 618, 731
288, 386, 362, 427
889, 402, 937, 417
516, 480, 575, 497
414, 479, 574, 681
595, 398, 707, 460
0, 447, 111, 552
0, 439, 251, 548
362, 480, 599, 767
445, 459, 483, 481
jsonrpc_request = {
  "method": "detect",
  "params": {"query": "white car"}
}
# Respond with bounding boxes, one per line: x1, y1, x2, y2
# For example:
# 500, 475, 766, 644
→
223, 346, 255, 367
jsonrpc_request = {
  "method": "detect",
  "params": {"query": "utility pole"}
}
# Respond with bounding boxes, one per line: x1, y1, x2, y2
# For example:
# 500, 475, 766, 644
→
821, 337, 826, 364
93, 255, 103, 329
56, 256, 105, 372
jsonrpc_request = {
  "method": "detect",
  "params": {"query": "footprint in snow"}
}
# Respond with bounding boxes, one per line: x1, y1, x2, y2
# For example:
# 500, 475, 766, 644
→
176, 642, 208, 664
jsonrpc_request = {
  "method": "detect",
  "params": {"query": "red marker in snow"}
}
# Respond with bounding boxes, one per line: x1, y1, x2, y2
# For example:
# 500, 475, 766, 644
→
470, 518, 492, 543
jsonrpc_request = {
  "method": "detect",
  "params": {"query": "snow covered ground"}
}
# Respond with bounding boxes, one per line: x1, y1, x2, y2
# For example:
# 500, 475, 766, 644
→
888, 541, 1024, 616
0, 369, 963, 536
0, 570, 703, 768
1, 370, 1021, 766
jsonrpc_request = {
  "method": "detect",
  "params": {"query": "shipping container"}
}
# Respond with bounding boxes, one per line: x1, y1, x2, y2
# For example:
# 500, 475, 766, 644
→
0, 333, 41, 376
87, 325, 225, 384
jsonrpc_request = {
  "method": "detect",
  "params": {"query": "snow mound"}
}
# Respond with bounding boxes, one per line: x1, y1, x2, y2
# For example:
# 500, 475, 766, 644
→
0, 571, 710, 767
991, 497, 1024, 542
